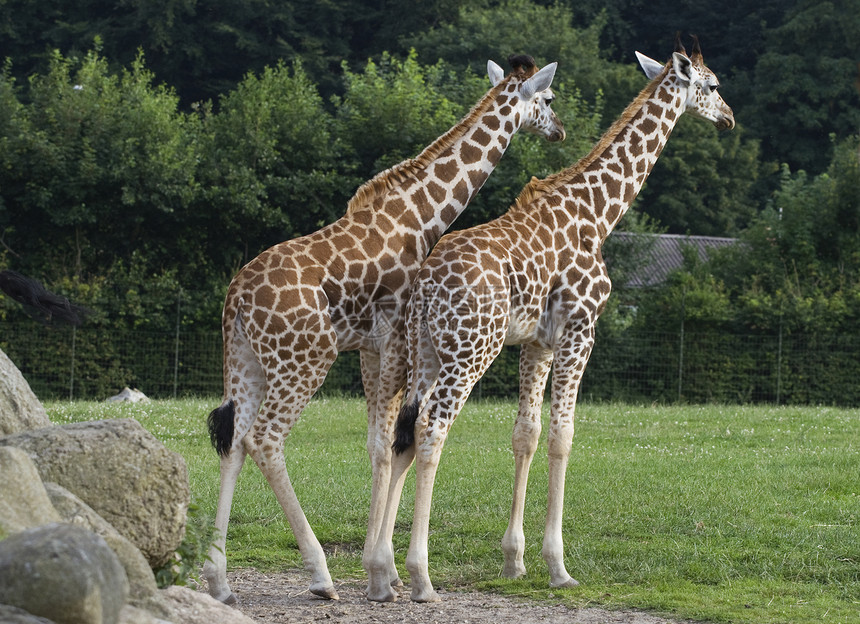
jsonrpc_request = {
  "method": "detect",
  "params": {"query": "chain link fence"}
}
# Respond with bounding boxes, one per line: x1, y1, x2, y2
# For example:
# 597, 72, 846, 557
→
3, 321, 858, 406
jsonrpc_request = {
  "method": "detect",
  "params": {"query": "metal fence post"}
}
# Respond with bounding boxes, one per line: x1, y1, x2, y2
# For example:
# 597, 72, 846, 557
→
776, 315, 783, 405
69, 325, 76, 400
173, 289, 181, 398
678, 288, 685, 403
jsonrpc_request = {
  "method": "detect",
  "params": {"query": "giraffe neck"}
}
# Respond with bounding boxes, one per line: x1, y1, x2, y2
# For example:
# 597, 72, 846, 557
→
514, 66, 684, 241
348, 81, 526, 254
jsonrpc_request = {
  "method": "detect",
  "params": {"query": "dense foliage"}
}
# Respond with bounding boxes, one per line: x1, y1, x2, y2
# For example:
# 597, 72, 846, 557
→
0, 0, 858, 402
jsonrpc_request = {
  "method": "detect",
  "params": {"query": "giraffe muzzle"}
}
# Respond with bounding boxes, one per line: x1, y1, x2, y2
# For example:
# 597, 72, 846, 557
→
715, 112, 735, 131
548, 127, 566, 142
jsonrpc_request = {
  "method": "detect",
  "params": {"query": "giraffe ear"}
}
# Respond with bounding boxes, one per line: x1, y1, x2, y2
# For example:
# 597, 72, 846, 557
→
521, 62, 557, 100
671, 51, 694, 85
487, 60, 505, 86
635, 51, 664, 80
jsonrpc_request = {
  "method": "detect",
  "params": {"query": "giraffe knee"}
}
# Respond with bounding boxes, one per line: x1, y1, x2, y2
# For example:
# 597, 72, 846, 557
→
512, 419, 541, 455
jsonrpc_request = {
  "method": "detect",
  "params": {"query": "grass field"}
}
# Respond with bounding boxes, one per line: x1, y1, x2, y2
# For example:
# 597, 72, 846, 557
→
47, 397, 859, 624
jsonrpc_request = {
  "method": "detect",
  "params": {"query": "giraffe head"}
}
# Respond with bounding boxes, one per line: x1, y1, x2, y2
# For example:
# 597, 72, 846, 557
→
488, 55, 566, 142
635, 34, 735, 131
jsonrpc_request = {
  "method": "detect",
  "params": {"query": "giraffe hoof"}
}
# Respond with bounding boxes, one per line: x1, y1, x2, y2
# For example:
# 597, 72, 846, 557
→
366, 584, 398, 602
550, 577, 580, 589
391, 576, 404, 588
502, 563, 527, 579
310, 585, 340, 600
411, 589, 441, 603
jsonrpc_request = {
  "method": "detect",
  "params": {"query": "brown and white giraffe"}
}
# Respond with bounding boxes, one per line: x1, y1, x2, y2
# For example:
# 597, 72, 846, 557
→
202, 55, 565, 605
373, 35, 734, 602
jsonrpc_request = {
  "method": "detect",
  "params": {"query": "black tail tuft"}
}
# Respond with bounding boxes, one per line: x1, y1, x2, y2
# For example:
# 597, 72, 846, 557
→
392, 400, 420, 455
0, 270, 89, 326
208, 399, 235, 457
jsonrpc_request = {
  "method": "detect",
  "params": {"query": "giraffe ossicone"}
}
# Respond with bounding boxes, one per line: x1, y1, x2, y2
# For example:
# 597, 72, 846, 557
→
376, 35, 734, 603
201, 54, 564, 606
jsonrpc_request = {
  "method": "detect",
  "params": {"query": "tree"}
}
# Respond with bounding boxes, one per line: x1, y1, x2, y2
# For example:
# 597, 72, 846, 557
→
0, 50, 198, 277
742, 0, 860, 174
405, 0, 643, 119
199, 60, 345, 268
635, 116, 763, 236
333, 51, 466, 176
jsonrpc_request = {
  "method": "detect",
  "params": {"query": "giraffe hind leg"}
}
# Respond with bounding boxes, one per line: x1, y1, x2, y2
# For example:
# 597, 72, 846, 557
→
204, 318, 267, 604
245, 403, 339, 600
244, 331, 340, 600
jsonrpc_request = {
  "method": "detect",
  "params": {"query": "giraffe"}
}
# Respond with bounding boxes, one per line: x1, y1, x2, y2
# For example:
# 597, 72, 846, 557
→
202, 55, 566, 605
371, 35, 734, 602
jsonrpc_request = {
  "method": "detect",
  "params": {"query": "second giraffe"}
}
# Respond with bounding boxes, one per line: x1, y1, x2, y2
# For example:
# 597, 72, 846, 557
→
372, 35, 735, 602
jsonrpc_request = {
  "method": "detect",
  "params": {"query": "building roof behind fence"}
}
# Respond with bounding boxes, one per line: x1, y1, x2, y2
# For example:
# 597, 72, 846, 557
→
610, 232, 738, 287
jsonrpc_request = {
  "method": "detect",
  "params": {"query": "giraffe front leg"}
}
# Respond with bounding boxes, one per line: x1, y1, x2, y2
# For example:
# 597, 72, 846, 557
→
541, 326, 595, 589
543, 425, 579, 589
502, 344, 553, 579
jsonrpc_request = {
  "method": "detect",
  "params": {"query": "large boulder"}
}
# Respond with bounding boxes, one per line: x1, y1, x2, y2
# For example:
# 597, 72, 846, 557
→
118, 605, 171, 624
0, 418, 190, 567
0, 605, 56, 624
0, 446, 60, 538
161, 587, 258, 624
44, 482, 176, 621
0, 348, 50, 435
0, 522, 129, 624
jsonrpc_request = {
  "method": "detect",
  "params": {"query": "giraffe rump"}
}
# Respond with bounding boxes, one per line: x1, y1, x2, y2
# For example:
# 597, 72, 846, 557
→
392, 399, 420, 455
208, 399, 235, 457
0, 270, 89, 326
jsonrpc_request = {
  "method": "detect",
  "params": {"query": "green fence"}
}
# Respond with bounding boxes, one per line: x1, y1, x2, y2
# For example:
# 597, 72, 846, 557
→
2, 322, 858, 406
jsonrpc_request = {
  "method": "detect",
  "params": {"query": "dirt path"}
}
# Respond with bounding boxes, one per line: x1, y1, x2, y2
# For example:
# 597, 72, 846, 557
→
210, 569, 698, 624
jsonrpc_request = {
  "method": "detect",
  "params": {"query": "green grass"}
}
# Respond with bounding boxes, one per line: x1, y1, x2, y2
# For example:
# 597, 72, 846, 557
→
47, 398, 860, 624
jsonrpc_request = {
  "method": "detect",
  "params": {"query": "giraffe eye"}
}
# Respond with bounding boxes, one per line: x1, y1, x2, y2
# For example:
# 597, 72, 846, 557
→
544, 96, 554, 106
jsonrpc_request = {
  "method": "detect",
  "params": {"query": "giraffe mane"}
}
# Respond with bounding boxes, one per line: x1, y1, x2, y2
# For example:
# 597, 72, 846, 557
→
510, 59, 673, 212
345, 68, 533, 215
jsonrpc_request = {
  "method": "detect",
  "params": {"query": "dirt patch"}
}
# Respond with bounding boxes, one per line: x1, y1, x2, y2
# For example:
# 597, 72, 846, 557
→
204, 568, 699, 624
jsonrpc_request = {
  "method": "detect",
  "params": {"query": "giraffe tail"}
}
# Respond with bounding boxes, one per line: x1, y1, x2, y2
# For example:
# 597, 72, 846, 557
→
208, 399, 235, 457
392, 399, 420, 455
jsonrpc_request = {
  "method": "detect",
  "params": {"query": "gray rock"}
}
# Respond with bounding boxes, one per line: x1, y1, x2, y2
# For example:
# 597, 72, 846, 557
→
118, 605, 172, 624
161, 587, 258, 624
0, 418, 190, 568
0, 522, 129, 624
44, 482, 176, 621
0, 348, 50, 436
106, 388, 150, 403
0, 604, 57, 624
0, 446, 60, 538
